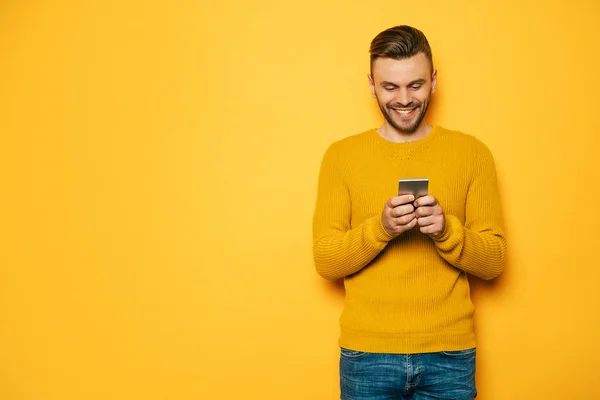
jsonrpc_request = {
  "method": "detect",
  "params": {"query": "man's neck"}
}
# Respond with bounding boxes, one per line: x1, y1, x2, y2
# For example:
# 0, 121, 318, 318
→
377, 122, 432, 143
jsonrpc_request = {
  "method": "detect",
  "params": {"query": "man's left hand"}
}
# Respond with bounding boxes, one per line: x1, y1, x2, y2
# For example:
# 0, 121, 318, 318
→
414, 195, 446, 238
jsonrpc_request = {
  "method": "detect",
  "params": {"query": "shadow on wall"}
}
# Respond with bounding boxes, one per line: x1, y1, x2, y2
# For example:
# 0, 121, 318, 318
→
318, 275, 345, 304
469, 174, 513, 323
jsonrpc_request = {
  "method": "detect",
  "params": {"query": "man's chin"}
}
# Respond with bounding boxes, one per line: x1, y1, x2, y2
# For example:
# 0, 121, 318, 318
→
397, 127, 419, 134
385, 111, 420, 132
391, 119, 420, 134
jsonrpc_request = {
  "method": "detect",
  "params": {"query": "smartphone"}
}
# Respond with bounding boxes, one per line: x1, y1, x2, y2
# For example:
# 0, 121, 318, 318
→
398, 178, 429, 199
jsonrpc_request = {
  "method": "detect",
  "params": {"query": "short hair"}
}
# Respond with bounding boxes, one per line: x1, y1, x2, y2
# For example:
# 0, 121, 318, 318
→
369, 25, 433, 74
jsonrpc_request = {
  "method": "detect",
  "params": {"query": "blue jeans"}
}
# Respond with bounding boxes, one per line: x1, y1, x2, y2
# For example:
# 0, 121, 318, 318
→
340, 348, 477, 400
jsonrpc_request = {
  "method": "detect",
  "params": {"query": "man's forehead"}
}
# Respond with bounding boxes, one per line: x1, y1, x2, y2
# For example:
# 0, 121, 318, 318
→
372, 54, 431, 83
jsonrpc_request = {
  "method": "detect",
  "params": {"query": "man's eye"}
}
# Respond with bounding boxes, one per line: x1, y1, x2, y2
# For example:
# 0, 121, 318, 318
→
384, 87, 396, 91
410, 85, 422, 90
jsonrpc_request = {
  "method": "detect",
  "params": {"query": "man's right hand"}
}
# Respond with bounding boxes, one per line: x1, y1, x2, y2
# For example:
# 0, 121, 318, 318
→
381, 195, 417, 237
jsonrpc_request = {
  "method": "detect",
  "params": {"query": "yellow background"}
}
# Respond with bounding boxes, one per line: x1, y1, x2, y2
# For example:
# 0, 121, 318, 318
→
1, 1, 599, 399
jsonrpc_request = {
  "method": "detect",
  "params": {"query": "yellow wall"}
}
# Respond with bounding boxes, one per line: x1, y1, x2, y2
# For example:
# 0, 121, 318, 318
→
1, 1, 599, 399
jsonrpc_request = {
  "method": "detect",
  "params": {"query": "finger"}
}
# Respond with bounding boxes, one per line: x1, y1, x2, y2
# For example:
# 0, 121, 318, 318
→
406, 217, 418, 230
395, 213, 416, 226
414, 195, 438, 208
392, 203, 415, 218
415, 206, 434, 218
420, 223, 441, 235
389, 195, 415, 207
397, 216, 418, 233
419, 225, 432, 235
417, 215, 435, 227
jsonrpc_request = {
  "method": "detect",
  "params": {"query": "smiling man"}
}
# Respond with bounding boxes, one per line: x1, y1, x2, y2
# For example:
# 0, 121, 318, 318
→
312, 26, 507, 400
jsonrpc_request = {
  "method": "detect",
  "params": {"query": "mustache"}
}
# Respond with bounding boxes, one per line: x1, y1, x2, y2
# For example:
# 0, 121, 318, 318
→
387, 102, 421, 110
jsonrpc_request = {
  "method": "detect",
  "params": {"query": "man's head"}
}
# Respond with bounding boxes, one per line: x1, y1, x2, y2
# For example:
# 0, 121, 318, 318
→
368, 26, 437, 134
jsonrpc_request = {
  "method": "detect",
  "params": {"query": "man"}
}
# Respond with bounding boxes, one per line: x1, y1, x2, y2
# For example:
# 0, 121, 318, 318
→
312, 25, 506, 400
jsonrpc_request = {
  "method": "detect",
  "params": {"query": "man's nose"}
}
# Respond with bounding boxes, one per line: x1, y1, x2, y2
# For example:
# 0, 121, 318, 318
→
396, 89, 411, 107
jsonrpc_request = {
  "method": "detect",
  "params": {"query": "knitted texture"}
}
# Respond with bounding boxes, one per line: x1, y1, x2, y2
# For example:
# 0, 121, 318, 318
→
312, 125, 506, 354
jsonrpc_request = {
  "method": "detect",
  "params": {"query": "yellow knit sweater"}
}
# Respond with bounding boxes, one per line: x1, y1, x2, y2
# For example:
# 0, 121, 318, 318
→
312, 125, 506, 354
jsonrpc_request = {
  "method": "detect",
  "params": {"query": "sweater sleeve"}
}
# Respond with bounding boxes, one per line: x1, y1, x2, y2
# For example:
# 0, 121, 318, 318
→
312, 143, 394, 281
433, 141, 507, 280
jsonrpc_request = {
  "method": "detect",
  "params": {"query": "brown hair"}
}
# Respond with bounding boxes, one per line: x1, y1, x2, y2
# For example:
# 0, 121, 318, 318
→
369, 25, 433, 73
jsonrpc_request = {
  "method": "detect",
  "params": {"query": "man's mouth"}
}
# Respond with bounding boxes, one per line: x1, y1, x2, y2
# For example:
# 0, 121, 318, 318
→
391, 106, 419, 118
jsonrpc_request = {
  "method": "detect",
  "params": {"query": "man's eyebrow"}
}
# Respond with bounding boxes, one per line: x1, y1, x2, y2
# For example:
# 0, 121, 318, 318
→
408, 79, 426, 85
380, 79, 427, 87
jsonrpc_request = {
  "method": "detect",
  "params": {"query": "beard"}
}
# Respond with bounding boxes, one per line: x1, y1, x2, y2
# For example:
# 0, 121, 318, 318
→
376, 93, 431, 134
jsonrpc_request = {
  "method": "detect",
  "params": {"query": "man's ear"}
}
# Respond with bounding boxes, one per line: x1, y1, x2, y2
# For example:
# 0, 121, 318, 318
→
431, 69, 437, 94
368, 74, 376, 98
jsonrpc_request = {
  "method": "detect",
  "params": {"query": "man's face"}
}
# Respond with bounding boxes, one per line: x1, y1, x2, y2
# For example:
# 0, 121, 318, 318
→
369, 53, 437, 134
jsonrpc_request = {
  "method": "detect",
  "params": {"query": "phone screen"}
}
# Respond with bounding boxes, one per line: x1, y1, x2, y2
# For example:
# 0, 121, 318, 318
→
398, 178, 429, 199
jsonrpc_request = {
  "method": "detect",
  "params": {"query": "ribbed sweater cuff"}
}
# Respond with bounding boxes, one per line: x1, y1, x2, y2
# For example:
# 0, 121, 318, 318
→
432, 214, 463, 248
365, 215, 395, 247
